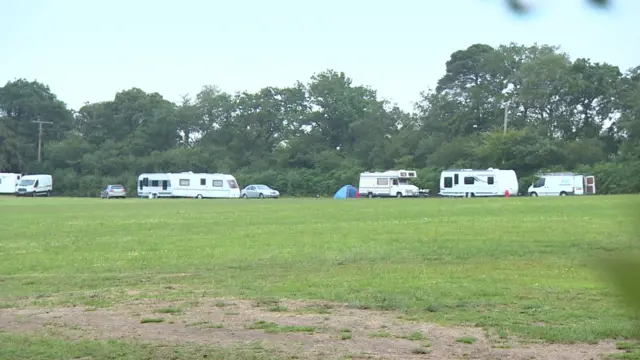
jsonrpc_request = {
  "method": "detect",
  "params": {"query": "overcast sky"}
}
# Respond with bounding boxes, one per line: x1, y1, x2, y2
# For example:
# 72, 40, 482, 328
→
1, 0, 638, 112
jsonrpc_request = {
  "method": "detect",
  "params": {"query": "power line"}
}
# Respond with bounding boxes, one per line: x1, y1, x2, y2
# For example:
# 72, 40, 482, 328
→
32, 119, 53, 163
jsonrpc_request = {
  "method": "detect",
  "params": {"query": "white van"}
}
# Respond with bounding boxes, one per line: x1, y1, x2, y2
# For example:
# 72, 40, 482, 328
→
137, 172, 241, 199
439, 168, 519, 197
528, 173, 596, 196
0, 173, 21, 194
15, 174, 53, 197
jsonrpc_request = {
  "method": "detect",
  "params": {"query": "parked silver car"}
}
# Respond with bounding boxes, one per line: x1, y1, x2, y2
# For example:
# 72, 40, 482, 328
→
241, 184, 280, 199
100, 184, 127, 199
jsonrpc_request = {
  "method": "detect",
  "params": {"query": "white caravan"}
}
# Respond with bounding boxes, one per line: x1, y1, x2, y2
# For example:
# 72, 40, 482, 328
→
137, 172, 241, 199
0, 173, 21, 194
527, 172, 596, 196
358, 170, 427, 198
439, 168, 519, 197
15, 174, 53, 197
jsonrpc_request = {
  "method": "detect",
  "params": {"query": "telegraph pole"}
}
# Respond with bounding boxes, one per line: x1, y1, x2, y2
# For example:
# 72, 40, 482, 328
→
32, 119, 53, 163
503, 101, 510, 135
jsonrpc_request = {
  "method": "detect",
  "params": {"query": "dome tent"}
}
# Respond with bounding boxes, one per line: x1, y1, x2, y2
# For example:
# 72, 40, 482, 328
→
333, 184, 358, 199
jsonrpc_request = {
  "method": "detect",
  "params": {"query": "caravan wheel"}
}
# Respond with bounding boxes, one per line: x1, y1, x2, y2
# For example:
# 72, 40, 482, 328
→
368, 193, 374, 199
196, 194, 203, 199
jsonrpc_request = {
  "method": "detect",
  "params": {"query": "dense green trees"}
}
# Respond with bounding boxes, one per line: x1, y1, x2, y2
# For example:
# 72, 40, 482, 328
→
1, 42, 639, 197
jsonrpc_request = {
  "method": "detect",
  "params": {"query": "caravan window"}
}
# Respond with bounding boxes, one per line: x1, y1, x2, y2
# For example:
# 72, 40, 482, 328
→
227, 180, 238, 189
444, 177, 453, 188
212, 180, 223, 187
377, 178, 389, 186
488, 176, 494, 185
139, 180, 143, 190
151, 180, 159, 187
200, 178, 206, 186
454, 174, 459, 185
464, 176, 474, 185
143, 177, 149, 187
179, 179, 190, 186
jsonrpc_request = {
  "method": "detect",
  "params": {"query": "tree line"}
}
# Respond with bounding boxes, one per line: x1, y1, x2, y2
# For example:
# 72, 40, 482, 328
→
1, 42, 639, 197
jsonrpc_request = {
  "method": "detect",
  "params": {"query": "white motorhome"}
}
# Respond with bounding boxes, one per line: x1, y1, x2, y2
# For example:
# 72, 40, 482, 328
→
527, 172, 596, 196
358, 170, 427, 198
15, 174, 53, 197
137, 172, 241, 199
439, 168, 519, 198
0, 173, 21, 194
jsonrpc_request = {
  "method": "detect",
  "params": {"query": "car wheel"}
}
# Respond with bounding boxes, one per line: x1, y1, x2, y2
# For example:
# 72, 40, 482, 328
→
259, 193, 264, 199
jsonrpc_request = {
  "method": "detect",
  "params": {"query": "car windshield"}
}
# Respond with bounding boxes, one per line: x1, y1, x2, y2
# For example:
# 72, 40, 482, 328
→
19, 179, 35, 186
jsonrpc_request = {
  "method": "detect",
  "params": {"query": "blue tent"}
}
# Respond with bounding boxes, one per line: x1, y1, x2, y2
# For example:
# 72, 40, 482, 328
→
334, 184, 358, 199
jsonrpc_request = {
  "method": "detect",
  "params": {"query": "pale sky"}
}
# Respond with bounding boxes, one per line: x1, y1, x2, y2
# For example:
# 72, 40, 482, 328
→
1, 0, 638, 112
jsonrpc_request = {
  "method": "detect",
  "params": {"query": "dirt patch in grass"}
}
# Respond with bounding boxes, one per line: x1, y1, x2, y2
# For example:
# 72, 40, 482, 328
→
0, 298, 623, 360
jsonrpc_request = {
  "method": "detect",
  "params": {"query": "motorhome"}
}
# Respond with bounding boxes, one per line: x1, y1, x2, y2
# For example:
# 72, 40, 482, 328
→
15, 174, 53, 197
137, 172, 241, 199
527, 172, 595, 196
0, 173, 21, 194
358, 170, 427, 198
438, 168, 518, 197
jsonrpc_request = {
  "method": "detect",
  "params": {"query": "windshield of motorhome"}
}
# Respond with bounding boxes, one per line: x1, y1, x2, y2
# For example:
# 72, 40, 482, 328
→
399, 179, 413, 185
19, 179, 35, 186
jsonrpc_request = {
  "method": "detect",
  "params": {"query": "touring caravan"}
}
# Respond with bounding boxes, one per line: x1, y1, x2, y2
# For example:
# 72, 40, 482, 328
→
14, 174, 53, 197
0, 173, 21, 194
527, 173, 596, 196
137, 172, 241, 199
358, 170, 428, 198
438, 168, 518, 197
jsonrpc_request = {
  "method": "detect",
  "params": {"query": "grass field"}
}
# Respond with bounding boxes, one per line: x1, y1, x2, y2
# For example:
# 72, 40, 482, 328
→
0, 195, 639, 359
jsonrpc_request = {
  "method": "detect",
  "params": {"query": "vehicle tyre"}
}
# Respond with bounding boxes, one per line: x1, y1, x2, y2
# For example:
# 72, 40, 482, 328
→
396, 192, 402, 198
32, 191, 36, 197
46, 190, 51, 197
560, 191, 567, 196
530, 192, 538, 197
259, 193, 264, 199
470, 193, 475, 197
196, 194, 203, 199
242, 194, 248, 199
368, 193, 374, 199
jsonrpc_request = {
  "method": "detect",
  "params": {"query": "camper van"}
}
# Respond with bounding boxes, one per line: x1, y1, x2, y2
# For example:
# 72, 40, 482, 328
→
527, 173, 596, 196
439, 168, 518, 197
14, 174, 53, 197
0, 173, 21, 194
137, 172, 241, 199
358, 170, 428, 198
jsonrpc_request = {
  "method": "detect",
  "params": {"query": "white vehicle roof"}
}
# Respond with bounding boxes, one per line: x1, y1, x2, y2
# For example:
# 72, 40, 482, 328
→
360, 169, 417, 178
21, 174, 51, 179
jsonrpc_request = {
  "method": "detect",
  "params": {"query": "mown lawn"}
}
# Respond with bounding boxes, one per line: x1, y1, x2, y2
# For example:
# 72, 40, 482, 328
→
0, 195, 638, 348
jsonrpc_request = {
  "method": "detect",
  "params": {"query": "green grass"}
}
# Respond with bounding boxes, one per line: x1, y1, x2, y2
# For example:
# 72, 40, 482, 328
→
0, 195, 638, 346
0, 332, 278, 360
246, 320, 315, 333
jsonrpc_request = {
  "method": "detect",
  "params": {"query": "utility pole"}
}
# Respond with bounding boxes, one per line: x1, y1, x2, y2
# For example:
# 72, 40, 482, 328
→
32, 119, 53, 163
503, 101, 510, 135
